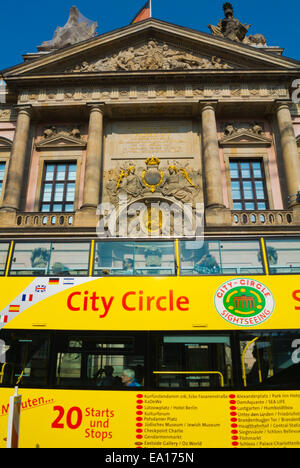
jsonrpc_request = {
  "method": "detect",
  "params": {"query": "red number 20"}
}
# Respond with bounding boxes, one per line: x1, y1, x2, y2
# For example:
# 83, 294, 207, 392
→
52, 406, 83, 430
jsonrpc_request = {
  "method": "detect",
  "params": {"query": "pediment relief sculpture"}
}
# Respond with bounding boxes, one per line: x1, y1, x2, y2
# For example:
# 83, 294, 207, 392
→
66, 39, 233, 72
105, 157, 201, 207
36, 125, 86, 149
209, 3, 267, 47
220, 122, 272, 146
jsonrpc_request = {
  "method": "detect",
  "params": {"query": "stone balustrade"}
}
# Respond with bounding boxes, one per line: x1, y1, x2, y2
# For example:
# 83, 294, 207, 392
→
15, 212, 74, 228
232, 210, 294, 226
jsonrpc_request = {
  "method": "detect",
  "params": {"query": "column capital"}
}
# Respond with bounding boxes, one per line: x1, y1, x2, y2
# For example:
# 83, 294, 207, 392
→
86, 102, 105, 113
199, 100, 219, 113
13, 104, 32, 116
273, 99, 293, 112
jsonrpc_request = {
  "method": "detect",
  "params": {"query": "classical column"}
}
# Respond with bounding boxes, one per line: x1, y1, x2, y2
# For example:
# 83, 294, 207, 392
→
81, 103, 104, 211
201, 102, 224, 209
275, 101, 300, 206
0, 105, 32, 212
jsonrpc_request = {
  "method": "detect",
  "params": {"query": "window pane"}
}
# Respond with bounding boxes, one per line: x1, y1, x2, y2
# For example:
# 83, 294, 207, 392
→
56, 165, 67, 180
265, 238, 300, 274
54, 184, 64, 202
42, 184, 52, 202
239, 331, 300, 389
0, 331, 50, 387
180, 240, 264, 275
45, 165, 55, 181
156, 335, 232, 389
9, 242, 51, 276
54, 334, 145, 389
179, 240, 221, 276
240, 162, 251, 178
94, 241, 175, 276
49, 242, 90, 276
0, 242, 10, 275
66, 183, 75, 202
68, 165, 77, 180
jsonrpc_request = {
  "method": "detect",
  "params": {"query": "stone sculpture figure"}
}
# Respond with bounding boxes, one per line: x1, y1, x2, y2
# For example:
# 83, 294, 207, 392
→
209, 3, 267, 46
38, 6, 98, 52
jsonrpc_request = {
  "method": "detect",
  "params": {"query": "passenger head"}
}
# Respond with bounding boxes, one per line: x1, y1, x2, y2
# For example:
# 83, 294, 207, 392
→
122, 368, 135, 386
123, 258, 134, 270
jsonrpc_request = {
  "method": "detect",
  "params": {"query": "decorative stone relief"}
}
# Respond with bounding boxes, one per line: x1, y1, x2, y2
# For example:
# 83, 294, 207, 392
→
104, 157, 201, 207
66, 39, 233, 72
220, 122, 272, 146
36, 125, 87, 150
17, 83, 288, 105
0, 107, 17, 121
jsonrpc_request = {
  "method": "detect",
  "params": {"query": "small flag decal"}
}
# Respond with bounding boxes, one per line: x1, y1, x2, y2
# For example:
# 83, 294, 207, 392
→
0, 315, 8, 323
22, 294, 33, 302
35, 285, 46, 293
49, 278, 60, 285
63, 278, 75, 286
9, 305, 20, 313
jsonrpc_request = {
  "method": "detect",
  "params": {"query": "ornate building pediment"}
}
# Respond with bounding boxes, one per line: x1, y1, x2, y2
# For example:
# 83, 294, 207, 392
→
219, 122, 272, 147
36, 127, 86, 150
65, 39, 234, 73
2, 19, 299, 81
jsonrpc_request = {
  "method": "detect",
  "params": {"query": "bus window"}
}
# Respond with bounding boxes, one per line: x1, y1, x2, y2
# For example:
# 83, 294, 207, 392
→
180, 239, 264, 275
54, 334, 145, 389
264, 238, 300, 274
0, 331, 50, 387
0, 242, 10, 275
239, 331, 300, 389
9, 241, 90, 276
154, 335, 233, 390
94, 241, 176, 276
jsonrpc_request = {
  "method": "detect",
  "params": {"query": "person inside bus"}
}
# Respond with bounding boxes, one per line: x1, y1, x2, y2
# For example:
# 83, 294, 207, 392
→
96, 365, 116, 387
247, 346, 269, 385
121, 368, 141, 387
100, 258, 135, 276
193, 252, 220, 275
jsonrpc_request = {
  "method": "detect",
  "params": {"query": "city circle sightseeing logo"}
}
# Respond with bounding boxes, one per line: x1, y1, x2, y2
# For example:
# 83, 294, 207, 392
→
214, 278, 275, 327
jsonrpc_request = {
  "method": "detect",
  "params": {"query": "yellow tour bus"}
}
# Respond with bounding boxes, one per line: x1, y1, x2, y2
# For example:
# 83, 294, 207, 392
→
0, 237, 299, 448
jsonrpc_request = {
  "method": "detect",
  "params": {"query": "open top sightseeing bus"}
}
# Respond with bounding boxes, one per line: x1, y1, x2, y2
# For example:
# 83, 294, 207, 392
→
0, 236, 299, 448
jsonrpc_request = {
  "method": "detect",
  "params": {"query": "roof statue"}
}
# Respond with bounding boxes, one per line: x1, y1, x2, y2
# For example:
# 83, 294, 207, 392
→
37, 6, 98, 52
209, 3, 267, 47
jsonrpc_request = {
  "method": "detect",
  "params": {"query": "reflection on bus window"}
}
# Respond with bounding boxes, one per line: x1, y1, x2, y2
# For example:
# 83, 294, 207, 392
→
55, 334, 145, 389
94, 241, 176, 276
264, 239, 300, 274
9, 242, 90, 276
180, 240, 264, 275
0, 242, 10, 275
239, 331, 300, 388
155, 335, 233, 390
0, 331, 50, 387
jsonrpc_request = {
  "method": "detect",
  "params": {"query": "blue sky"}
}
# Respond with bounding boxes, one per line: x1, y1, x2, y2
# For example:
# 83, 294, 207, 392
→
1, 0, 299, 69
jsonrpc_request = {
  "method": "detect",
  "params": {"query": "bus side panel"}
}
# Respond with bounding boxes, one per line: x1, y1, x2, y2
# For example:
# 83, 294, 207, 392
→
0, 389, 300, 448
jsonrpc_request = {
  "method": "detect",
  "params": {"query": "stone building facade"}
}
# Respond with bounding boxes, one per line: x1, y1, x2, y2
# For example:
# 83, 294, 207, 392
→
0, 4, 300, 240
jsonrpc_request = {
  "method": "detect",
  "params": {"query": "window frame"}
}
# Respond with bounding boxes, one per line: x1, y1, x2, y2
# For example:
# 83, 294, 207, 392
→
229, 158, 269, 211
40, 161, 78, 213
8, 239, 92, 277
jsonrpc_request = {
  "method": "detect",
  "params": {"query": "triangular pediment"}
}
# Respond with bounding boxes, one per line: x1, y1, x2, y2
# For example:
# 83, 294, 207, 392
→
36, 133, 87, 150
0, 137, 13, 150
2, 19, 299, 80
219, 127, 272, 147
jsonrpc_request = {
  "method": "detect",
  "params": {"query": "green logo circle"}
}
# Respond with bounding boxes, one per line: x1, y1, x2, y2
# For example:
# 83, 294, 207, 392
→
223, 285, 266, 318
